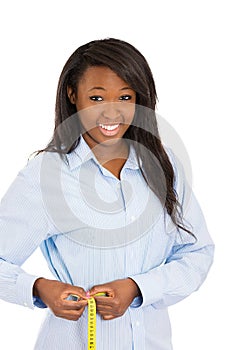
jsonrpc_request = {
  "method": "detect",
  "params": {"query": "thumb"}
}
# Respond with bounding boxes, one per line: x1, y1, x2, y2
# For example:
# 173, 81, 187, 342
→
69, 286, 87, 299
89, 284, 110, 297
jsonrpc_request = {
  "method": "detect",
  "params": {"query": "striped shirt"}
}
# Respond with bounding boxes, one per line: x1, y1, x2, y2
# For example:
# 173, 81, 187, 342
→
0, 136, 214, 349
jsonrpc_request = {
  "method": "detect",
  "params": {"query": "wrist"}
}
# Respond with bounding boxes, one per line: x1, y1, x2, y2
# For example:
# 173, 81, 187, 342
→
33, 277, 46, 298
127, 278, 141, 298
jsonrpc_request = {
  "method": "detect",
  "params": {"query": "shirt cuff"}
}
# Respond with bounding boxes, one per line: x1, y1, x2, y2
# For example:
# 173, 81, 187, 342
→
130, 296, 143, 308
129, 270, 163, 308
33, 296, 47, 308
16, 273, 46, 309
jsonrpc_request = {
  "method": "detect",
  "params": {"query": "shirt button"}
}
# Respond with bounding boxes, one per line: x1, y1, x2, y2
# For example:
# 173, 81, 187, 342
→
131, 215, 136, 221
136, 321, 140, 327
23, 302, 28, 307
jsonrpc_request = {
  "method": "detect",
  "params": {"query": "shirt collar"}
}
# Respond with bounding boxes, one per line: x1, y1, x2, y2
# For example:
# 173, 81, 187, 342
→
124, 145, 140, 170
66, 135, 140, 171
66, 136, 94, 170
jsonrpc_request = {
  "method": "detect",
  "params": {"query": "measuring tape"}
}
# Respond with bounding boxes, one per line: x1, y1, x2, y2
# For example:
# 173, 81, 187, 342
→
87, 296, 96, 349
71, 292, 106, 350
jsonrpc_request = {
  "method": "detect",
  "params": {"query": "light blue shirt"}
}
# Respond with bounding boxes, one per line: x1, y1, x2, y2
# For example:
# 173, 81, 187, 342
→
0, 136, 214, 349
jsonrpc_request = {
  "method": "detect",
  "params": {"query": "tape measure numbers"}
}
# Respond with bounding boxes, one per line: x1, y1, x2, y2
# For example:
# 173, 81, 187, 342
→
71, 292, 107, 350
87, 296, 96, 349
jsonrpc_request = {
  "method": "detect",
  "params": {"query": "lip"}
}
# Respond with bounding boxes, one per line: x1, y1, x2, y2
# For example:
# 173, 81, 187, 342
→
98, 123, 121, 137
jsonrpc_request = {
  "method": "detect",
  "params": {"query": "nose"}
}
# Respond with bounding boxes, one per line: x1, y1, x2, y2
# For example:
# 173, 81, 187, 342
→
101, 102, 121, 121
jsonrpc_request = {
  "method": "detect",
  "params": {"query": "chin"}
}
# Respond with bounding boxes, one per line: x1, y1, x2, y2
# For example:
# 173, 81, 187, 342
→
99, 137, 124, 146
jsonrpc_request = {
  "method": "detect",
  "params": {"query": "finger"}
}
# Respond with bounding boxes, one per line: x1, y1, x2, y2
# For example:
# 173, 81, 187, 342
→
66, 287, 87, 299
53, 296, 87, 310
102, 314, 115, 320
56, 308, 85, 321
89, 285, 113, 297
62, 299, 88, 310
94, 295, 113, 306
96, 304, 112, 314
97, 307, 120, 317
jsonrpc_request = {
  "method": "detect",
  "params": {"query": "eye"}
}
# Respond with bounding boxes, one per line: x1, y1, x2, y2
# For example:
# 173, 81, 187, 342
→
119, 95, 132, 101
89, 95, 103, 102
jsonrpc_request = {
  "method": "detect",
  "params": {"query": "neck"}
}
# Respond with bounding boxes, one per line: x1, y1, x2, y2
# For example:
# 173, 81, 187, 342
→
83, 133, 129, 164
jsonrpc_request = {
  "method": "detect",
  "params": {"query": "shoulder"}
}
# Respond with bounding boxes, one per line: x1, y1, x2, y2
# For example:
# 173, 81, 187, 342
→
18, 151, 67, 187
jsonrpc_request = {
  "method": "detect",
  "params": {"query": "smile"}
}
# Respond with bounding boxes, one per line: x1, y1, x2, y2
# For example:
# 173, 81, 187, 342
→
98, 123, 121, 137
98, 123, 120, 131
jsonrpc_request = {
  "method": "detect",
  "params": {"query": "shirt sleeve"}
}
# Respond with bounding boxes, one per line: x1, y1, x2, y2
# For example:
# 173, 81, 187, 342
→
129, 151, 215, 309
0, 154, 52, 309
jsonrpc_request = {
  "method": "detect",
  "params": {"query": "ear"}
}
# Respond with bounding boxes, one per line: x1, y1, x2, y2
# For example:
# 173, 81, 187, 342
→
67, 86, 76, 104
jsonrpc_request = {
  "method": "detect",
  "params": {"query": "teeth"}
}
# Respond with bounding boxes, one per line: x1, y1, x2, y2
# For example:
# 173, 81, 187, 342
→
99, 123, 119, 131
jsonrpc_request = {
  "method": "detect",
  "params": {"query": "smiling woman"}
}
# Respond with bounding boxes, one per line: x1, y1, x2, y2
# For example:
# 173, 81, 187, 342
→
67, 65, 136, 177
0, 38, 214, 350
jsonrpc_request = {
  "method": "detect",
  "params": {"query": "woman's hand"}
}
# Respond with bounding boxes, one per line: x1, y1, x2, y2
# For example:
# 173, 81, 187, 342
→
89, 278, 141, 320
33, 278, 88, 321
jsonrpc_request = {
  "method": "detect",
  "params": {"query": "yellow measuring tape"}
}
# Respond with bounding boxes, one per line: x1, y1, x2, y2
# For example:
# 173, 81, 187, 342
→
71, 292, 106, 350
87, 296, 96, 350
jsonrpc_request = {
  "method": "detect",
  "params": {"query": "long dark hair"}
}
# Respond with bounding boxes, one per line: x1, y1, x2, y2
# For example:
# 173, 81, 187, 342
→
38, 38, 193, 236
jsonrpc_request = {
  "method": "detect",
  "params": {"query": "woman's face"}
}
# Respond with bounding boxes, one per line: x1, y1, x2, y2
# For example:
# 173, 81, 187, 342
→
68, 66, 136, 149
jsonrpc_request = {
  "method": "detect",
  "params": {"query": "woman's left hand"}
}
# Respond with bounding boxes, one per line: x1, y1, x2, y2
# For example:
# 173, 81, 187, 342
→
89, 278, 141, 320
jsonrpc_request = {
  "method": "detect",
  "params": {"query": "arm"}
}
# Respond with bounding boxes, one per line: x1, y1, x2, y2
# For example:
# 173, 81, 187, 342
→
0, 155, 87, 320
130, 153, 214, 308
0, 156, 49, 309
130, 191, 214, 308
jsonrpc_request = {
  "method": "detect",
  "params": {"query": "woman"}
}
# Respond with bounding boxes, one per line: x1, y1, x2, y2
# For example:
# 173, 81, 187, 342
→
0, 38, 214, 349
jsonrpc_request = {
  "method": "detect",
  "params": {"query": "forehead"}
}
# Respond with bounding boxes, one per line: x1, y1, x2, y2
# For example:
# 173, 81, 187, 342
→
78, 66, 129, 89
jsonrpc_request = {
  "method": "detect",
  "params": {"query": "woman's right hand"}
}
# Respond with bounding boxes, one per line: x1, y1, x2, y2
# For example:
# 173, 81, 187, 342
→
33, 278, 88, 321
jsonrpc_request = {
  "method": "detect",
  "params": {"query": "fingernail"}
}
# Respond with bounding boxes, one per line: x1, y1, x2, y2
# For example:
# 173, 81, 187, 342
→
86, 291, 90, 298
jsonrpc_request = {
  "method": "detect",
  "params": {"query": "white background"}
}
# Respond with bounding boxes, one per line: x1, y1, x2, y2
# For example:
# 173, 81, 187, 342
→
0, 0, 232, 349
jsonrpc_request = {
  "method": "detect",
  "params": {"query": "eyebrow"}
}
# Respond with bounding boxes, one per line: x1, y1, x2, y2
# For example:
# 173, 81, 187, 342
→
87, 86, 134, 92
